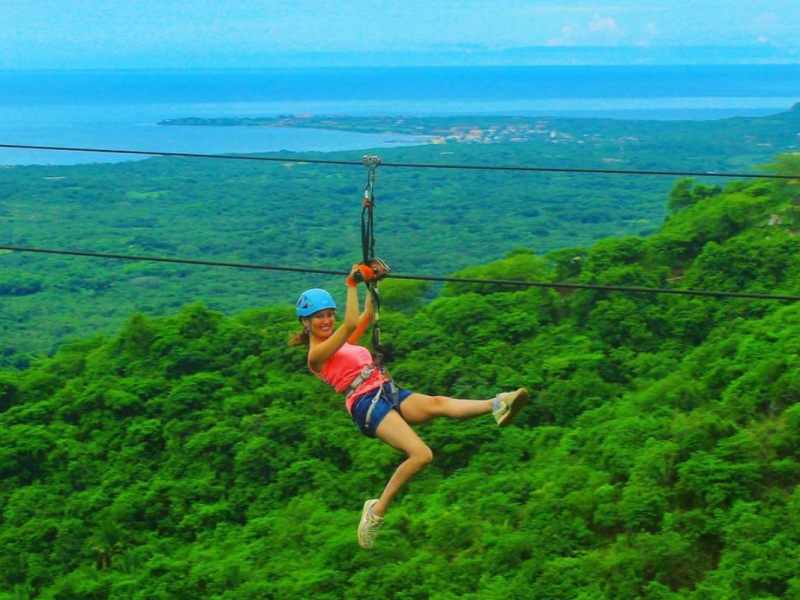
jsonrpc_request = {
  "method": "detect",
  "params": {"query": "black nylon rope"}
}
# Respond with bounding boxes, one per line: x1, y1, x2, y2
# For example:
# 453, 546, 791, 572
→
359, 156, 389, 364
1, 143, 798, 180
2, 244, 799, 302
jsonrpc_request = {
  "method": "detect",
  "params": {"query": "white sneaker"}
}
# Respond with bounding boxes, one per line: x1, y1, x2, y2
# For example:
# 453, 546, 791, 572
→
357, 499, 384, 549
493, 388, 530, 427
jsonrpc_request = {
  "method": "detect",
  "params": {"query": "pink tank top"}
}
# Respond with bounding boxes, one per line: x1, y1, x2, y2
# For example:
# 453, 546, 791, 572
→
310, 343, 388, 412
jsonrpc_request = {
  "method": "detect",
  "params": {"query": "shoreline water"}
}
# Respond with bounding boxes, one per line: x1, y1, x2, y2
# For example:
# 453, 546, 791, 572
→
1, 65, 798, 165
1, 103, 794, 166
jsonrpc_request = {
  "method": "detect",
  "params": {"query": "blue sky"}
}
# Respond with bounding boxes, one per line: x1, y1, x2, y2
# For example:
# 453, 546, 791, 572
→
2, 0, 799, 68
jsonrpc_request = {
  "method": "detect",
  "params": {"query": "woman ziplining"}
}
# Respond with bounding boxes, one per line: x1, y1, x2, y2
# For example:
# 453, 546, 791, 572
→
288, 156, 530, 549
289, 277, 529, 549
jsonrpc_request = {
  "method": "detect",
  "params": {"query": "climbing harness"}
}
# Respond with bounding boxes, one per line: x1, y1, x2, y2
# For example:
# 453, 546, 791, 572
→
346, 364, 377, 396
355, 155, 399, 431
346, 368, 402, 433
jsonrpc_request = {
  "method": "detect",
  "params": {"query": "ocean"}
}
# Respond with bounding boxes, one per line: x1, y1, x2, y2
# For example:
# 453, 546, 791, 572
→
1, 65, 799, 165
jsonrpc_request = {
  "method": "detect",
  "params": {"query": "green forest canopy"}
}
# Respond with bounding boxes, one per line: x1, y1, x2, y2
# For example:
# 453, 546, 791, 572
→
3, 161, 800, 598
2, 105, 800, 368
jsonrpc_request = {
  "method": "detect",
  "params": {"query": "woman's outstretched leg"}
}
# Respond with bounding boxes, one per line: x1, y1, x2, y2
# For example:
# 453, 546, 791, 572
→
400, 388, 528, 426
400, 393, 492, 424
357, 388, 529, 548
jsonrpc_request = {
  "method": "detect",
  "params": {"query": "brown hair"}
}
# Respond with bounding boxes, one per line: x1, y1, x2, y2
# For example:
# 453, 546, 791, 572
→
287, 326, 310, 347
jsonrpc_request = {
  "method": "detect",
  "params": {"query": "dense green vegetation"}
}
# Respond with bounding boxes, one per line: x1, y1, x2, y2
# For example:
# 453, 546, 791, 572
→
3, 159, 800, 598
3, 105, 800, 367
0, 143, 666, 368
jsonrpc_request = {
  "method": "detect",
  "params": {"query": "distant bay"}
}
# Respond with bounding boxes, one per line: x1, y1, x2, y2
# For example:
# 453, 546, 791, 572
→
0, 103, 424, 166
0, 65, 798, 165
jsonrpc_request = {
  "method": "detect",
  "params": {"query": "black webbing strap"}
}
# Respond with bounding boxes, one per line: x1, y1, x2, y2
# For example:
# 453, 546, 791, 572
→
361, 155, 379, 265
368, 280, 385, 358
360, 155, 392, 374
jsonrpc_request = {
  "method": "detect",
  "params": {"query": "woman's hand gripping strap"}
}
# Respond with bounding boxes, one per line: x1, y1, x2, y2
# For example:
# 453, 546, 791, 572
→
347, 263, 377, 288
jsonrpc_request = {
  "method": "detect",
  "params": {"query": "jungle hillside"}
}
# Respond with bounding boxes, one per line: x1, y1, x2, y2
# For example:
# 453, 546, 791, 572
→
3, 155, 800, 598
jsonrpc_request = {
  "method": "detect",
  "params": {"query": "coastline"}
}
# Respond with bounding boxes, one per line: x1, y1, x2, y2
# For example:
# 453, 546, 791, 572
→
1, 64, 799, 165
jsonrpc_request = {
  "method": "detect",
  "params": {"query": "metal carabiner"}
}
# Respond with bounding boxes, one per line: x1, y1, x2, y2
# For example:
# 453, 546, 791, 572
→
362, 155, 381, 208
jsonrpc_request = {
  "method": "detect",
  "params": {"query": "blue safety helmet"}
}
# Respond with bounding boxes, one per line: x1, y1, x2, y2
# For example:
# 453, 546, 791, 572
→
296, 288, 337, 318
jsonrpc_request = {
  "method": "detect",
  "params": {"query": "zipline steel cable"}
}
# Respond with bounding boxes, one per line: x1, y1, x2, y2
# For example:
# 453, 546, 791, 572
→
2, 145, 799, 302
1, 143, 799, 180
2, 244, 800, 302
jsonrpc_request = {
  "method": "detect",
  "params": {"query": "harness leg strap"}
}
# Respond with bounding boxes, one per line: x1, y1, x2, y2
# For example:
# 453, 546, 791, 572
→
364, 385, 384, 431
364, 382, 403, 431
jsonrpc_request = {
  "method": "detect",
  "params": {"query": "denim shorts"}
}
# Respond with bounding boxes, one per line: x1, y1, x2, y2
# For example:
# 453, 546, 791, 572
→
350, 382, 414, 438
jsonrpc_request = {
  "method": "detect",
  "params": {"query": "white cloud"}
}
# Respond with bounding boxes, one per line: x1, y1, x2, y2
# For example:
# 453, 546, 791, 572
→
545, 26, 576, 47
643, 22, 659, 35
633, 21, 659, 46
589, 16, 618, 32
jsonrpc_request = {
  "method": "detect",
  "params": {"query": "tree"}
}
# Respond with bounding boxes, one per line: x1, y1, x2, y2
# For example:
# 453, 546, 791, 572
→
90, 519, 127, 571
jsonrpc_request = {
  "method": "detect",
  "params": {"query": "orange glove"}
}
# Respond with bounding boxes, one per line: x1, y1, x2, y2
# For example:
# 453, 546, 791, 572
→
346, 264, 374, 287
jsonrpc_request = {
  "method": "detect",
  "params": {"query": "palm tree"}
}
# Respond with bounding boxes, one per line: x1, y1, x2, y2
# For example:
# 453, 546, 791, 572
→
91, 518, 126, 570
